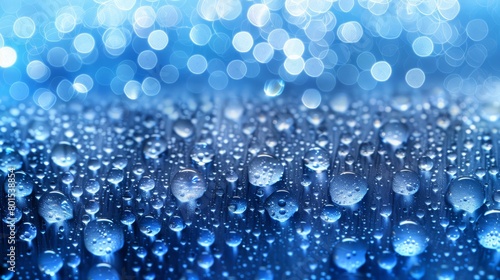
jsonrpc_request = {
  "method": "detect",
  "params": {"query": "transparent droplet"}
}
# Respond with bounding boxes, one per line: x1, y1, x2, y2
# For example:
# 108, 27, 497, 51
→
248, 154, 284, 187
170, 168, 207, 202
329, 172, 368, 206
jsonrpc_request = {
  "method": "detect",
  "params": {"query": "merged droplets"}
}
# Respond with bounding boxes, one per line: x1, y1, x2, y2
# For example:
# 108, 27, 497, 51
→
264, 190, 298, 222
248, 154, 284, 187
170, 168, 207, 202
446, 177, 485, 213
476, 209, 500, 250
303, 147, 330, 172
392, 221, 428, 257
379, 121, 409, 146
38, 191, 74, 223
51, 142, 78, 167
84, 219, 124, 256
329, 172, 368, 206
392, 169, 420, 195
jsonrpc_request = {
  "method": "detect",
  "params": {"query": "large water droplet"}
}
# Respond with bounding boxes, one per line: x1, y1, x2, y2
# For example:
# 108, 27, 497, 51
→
84, 219, 124, 256
171, 168, 207, 202
265, 190, 298, 222
38, 191, 74, 223
392, 221, 428, 257
476, 209, 500, 250
51, 142, 78, 167
329, 172, 368, 206
392, 169, 420, 195
446, 177, 485, 213
248, 154, 284, 187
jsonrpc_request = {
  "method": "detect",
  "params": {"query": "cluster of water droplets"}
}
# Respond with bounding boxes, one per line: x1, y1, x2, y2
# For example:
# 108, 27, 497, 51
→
0, 88, 500, 279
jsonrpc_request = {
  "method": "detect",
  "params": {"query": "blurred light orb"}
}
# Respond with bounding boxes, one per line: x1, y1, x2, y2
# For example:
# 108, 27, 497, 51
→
337, 21, 363, 43
371, 61, 392, 82
148, 30, 169, 50
247, 4, 270, 27
73, 33, 95, 54
0, 47, 17, 68
232, 32, 253, 53
13, 17, 36, 39
406, 68, 426, 88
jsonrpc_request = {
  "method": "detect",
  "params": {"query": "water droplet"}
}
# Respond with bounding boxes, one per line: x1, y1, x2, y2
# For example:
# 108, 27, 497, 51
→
143, 134, 167, 158
248, 154, 284, 187
264, 79, 285, 97
84, 219, 124, 256
171, 168, 207, 202
476, 209, 500, 250
329, 172, 368, 206
265, 190, 298, 222
392, 221, 428, 257
304, 147, 330, 172
51, 142, 78, 167
0, 147, 23, 173
333, 239, 367, 273
446, 177, 485, 213
392, 169, 420, 195
38, 191, 74, 223
379, 121, 409, 146
38, 251, 63, 276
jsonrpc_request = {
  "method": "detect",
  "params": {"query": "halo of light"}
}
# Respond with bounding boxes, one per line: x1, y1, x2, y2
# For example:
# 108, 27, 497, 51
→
73, 33, 96, 54
160, 65, 179, 84
466, 19, 488, 42
137, 50, 158, 70
283, 38, 304, 59
190, 24, 212, 46
302, 89, 322, 109
148, 30, 169, 50
187, 54, 208, 74
405, 68, 426, 88
227, 60, 247, 80
9, 82, 29, 101
412, 36, 434, 57
283, 57, 305, 75
134, 6, 156, 28
370, 61, 392, 82
13, 17, 36, 39
47, 47, 68, 68
142, 77, 161, 96
26, 60, 50, 81
304, 58, 324, 77
232, 32, 253, 53
73, 74, 94, 94
337, 21, 363, 43
55, 13, 76, 33
124, 80, 142, 100
208, 70, 228, 90
247, 4, 270, 27
253, 42, 274, 63
0, 47, 17, 68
